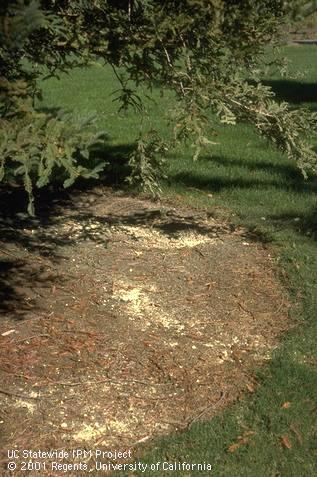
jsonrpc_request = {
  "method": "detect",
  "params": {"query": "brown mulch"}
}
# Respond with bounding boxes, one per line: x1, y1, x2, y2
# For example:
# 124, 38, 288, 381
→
0, 188, 291, 475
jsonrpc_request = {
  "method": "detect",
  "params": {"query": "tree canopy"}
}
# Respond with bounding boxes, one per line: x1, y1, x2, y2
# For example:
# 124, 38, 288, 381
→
1, 1, 316, 213
286, 0, 317, 18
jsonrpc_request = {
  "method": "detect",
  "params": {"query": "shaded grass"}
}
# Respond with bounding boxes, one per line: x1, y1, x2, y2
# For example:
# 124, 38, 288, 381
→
262, 79, 317, 108
38, 46, 317, 476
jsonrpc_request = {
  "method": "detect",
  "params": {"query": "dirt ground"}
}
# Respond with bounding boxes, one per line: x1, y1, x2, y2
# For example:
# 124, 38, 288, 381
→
0, 186, 290, 475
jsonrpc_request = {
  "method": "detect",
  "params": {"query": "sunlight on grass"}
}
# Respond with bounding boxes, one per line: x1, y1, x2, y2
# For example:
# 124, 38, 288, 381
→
39, 45, 317, 476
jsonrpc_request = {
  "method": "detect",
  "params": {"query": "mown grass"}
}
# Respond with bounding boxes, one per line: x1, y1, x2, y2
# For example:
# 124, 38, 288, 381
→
39, 45, 317, 476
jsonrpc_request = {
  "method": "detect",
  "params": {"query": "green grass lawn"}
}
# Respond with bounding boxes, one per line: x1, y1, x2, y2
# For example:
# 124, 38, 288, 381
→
39, 46, 317, 476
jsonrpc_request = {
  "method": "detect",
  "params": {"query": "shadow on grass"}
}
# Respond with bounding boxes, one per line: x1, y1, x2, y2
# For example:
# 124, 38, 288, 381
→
268, 207, 317, 241
262, 79, 317, 109
199, 153, 308, 183
90, 143, 134, 186
168, 153, 317, 241
170, 160, 317, 195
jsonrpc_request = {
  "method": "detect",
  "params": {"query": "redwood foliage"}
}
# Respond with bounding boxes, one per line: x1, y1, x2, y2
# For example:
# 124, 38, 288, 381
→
1, 1, 316, 213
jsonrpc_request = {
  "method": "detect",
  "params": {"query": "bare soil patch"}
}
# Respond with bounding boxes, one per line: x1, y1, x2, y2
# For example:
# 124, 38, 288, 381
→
0, 188, 290, 474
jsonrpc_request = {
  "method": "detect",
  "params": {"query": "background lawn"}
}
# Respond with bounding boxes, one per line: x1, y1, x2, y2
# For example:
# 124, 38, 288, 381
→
39, 45, 317, 476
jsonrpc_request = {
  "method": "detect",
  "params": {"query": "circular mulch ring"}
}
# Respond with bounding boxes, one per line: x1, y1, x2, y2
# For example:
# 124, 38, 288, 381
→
0, 189, 290, 472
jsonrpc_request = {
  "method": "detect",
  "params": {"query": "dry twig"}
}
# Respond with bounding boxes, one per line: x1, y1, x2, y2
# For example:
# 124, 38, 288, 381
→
0, 389, 39, 400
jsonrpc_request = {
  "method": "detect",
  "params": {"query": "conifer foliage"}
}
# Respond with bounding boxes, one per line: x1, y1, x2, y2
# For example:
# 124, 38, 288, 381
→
0, 0, 107, 214
1, 1, 316, 213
